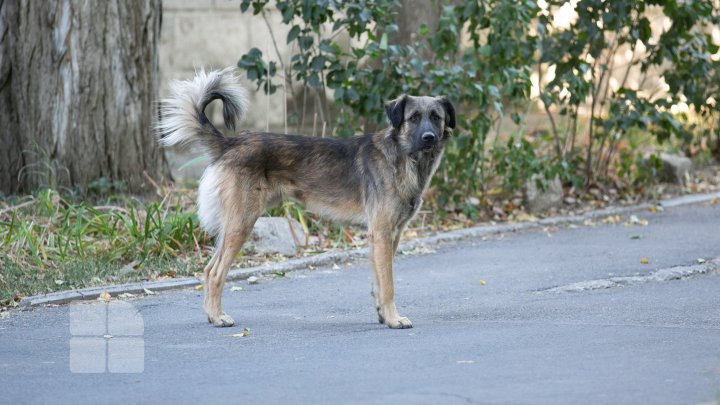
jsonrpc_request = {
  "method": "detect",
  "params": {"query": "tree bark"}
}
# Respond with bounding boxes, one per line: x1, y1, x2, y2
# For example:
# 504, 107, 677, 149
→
0, 0, 168, 194
389, 0, 442, 55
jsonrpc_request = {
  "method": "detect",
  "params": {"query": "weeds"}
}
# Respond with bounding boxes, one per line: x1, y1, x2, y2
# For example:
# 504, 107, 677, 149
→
0, 188, 209, 303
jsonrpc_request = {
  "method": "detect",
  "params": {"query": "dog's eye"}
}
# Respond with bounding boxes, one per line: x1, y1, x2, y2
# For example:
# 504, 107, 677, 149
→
430, 113, 441, 121
409, 113, 420, 122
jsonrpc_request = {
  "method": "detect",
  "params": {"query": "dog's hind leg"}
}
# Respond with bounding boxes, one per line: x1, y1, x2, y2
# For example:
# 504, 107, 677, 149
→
204, 184, 265, 327
204, 215, 258, 327
203, 240, 221, 315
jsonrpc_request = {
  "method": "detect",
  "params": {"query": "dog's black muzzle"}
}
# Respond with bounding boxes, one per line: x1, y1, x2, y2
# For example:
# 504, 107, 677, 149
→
420, 131, 438, 150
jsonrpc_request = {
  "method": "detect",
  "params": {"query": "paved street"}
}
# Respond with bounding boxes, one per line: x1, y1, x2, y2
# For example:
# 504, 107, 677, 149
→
2, 201, 720, 404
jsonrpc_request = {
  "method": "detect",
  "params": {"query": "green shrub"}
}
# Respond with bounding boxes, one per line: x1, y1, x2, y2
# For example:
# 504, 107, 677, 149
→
237, 0, 720, 214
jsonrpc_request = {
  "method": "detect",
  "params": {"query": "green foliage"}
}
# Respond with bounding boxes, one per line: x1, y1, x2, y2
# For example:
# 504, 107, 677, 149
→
537, 0, 719, 181
238, 0, 541, 210
237, 0, 720, 214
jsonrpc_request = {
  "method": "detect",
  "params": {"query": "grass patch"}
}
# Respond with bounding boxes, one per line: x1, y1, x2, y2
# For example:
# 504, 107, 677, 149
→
0, 256, 203, 303
0, 188, 210, 304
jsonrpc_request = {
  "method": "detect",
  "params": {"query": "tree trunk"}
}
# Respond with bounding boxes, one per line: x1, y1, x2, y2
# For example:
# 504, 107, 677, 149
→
389, 0, 442, 55
0, 0, 168, 195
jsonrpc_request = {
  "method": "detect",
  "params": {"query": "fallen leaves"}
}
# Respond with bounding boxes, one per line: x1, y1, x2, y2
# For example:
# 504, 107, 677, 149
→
230, 286, 243, 292
143, 288, 155, 295
601, 215, 621, 224
247, 276, 259, 285
625, 215, 648, 226
400, 245, 436, 256
194, 284, 203, 291
584, 213, 651, 229
98, 291, 111, 302
0, 297, 19, 308
640, 258, 650, 264
232, 328, 250, 338
479, 280, 486, 286
513, 212, 538, 222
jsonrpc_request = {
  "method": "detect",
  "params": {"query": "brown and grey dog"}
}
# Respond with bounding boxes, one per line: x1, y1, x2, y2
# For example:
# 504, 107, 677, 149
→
157, 68, 455, 329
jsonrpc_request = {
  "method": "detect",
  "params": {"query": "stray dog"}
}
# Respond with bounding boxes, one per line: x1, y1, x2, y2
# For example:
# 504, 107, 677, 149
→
157, 68, 455, 329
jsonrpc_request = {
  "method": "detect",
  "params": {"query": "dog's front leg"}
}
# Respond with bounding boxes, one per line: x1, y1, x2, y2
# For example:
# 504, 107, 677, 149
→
369, 223, 412, 329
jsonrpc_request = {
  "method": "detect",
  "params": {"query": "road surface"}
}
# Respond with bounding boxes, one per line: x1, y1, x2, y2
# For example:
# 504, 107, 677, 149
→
2, 201, 720, 404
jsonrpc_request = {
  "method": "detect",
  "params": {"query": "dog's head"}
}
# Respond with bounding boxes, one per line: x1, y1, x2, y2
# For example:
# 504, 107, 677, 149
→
385, 95, 456, 154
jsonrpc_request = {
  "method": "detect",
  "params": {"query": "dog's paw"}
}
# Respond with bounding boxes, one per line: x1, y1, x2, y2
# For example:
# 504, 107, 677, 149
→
384, 316, 413, 329
207, 312, 235, 327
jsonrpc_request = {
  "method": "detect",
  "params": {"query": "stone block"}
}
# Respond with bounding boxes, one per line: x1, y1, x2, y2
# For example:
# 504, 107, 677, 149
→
524, 174, 563, 214
243, 217, 304, 256
658, 153, 692, 184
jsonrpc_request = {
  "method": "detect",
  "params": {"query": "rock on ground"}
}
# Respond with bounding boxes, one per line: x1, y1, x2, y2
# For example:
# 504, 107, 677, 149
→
658, 153, 693, 184
524, 174, 563, 214
243, 217, 304, 256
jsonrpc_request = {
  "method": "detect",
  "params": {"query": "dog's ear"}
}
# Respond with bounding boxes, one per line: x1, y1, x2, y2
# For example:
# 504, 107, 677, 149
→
437, 96, 456, 129
384, 94, 407, 129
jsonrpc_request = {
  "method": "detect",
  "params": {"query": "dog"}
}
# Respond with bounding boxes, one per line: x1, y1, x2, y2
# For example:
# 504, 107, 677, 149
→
157, 68, 455, 329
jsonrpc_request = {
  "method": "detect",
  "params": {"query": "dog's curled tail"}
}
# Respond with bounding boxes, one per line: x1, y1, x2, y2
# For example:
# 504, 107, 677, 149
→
156, 68, 248, 160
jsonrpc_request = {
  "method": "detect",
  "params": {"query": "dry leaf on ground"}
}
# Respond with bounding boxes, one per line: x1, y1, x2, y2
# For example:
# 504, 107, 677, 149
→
232, 328, 250, 337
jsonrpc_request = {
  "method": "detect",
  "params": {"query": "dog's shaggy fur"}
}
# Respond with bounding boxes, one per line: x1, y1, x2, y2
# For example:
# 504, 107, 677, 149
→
157, 68, 455, 329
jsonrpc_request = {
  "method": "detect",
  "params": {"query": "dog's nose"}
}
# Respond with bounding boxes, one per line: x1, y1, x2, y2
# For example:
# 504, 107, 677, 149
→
422, 132, 436, 143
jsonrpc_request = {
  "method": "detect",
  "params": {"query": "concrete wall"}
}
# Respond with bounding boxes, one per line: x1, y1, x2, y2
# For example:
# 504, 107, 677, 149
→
160, 0, 293, 131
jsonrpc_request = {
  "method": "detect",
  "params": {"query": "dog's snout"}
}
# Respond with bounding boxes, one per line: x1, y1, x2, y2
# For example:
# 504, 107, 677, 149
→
421, 132, 436, 143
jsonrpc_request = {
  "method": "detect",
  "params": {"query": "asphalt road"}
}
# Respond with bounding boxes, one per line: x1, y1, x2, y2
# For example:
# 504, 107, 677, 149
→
2, 201, 720, 404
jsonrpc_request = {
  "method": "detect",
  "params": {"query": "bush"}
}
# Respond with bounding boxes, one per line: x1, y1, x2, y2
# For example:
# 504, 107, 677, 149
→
237, 0, 720, 215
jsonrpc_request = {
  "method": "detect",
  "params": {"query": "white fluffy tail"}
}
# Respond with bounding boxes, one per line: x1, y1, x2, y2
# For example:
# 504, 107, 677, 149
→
156, 68, 248, 159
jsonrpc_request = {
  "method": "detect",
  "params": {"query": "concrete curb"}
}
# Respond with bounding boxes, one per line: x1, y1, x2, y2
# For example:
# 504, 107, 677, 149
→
20, 191, 720, 307
540, 257, 720, 293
